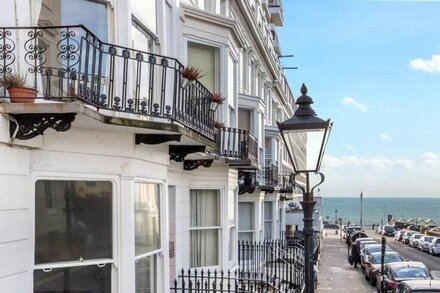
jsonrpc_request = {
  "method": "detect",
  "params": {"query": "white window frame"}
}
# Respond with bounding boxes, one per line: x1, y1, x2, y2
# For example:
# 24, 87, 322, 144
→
133, 180, 164, 293
238, 201, 255, 242
228, 190, 237, 266
189, 188, 223, 269
32, 174, 118, 290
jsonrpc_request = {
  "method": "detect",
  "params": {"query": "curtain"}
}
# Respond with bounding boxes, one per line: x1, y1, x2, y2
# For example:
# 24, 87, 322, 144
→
188, 43, 217, 92
264, 202, 273, 221
190, 190, 220, 267
238, 202, 253, 231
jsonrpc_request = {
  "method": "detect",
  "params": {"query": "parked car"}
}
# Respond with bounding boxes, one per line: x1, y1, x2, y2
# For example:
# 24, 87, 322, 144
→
395, 230, 406, 242
409, 234, 423, 248
361, 244, 392, 268
383, 225, 397, 237
402, 231, 415, 245
428, 237, 440, 256
394, 222, 409, 230
407, 225, 422, 232
324, 222, 339, 229
397, 280, 440, 292
378, 262, 432, 293
420, 225, 437, 235
364, 251, 404, 286
427, 227, 440, 237
417, 236, 434, 252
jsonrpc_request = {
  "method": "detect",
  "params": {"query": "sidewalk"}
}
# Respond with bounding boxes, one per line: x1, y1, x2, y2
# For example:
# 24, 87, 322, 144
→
317, 229, 374, 293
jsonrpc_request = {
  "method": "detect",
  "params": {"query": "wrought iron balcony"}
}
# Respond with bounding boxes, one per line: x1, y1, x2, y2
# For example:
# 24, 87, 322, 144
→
0, 26, 215, 140
279, 172, 293, 194
216, 127, 258, 168
258, 164, 279, 192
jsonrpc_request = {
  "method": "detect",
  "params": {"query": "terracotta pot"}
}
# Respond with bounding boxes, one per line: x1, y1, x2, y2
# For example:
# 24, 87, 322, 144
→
7, 87, 36, 103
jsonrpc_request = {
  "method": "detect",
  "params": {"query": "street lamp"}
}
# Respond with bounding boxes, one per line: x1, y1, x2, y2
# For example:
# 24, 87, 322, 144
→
334, 209, 338, 224
277, 83, 332, 293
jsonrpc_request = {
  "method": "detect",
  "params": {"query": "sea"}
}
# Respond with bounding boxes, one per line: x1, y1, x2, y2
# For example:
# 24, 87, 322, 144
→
320, 197, 440, 227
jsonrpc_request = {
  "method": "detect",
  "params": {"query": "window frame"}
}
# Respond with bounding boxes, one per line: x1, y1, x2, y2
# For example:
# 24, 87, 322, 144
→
32, 175, 117, 291
133, 180, 164, 293
228, 190, 237, 266
238, 201, 255, 242
189, 188, 223, 269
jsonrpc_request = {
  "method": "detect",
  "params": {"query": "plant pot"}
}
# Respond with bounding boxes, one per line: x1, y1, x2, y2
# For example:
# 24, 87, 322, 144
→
7, 87, 36, 103
180, 77, 193, 89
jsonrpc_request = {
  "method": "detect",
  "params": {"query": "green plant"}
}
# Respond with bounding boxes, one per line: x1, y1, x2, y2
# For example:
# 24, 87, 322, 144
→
181, 66, 204, 81
0, 73, 28, 88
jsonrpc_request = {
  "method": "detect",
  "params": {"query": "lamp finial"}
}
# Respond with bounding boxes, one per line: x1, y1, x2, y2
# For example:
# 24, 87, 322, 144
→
300, 83, 308, 95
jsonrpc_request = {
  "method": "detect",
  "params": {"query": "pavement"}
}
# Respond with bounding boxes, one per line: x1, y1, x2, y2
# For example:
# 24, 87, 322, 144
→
316, 229, 375, 293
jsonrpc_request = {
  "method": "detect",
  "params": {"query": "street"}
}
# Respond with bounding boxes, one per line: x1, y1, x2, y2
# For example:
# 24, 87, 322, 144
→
365, 230, 440, 277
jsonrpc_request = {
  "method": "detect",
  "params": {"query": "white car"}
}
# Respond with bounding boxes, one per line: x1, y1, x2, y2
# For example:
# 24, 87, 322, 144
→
409, 234, 423, 248
394, 230, 406, 242
428, 237, 440, 256
402, 231, 415, 244
418, 236, 434, 252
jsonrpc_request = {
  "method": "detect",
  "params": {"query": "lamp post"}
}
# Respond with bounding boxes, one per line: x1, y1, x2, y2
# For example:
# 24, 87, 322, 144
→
334, 209, 338, 224
277, 83, 332, 293
360, 191, 363, 229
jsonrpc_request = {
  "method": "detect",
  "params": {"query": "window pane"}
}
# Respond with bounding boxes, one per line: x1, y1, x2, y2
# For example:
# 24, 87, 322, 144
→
188, 42, 218, 92
264, 222, 272, 239
34, 265, 111, 292
135, 183, 161, 256
136, 254, 157, 293
35, 180, 112, 264
264, 202, 273, 220
190, 230, 219, 267
229, 227, 235, 262
190, 190, 220, 227
238, 202, 253, 231
238, 232, 253, 242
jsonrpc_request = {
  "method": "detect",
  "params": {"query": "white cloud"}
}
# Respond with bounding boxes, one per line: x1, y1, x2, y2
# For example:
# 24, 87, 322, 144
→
421, 152, 440, 167
380, 133, 392, 141
410, 55, 440, 73
341, 97, 369, 112
322, 155, 413, 171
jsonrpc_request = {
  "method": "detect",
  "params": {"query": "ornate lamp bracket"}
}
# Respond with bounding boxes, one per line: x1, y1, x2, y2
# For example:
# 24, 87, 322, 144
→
9, 113, 76, 140
169, 145, 206, 162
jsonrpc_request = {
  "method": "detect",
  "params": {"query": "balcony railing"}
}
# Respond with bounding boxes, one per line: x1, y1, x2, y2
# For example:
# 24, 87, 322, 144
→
0, 26, 215, 140
217, 127, 258, 168
279, 172, 293, 193
257, 164, 279, 192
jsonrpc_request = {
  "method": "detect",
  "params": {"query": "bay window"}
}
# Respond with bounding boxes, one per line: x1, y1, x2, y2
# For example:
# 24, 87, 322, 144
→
190, 190, 221, 268
34, 180, 112, 292
134, 183, 161, 293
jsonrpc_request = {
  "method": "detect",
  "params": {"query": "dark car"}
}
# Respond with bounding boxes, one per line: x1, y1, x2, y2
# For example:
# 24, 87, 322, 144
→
383, 225, 397, 236
408, 225, 422, 232
394, 222, 409, 230
398, 279, 440, 292
363, 251, 404, 286
378, 262, 433, 293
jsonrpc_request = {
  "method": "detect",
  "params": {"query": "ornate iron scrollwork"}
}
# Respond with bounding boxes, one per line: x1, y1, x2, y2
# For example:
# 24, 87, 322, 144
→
9, 113, 76, 140
183, 159, 214, 171
169, 145, 206, 162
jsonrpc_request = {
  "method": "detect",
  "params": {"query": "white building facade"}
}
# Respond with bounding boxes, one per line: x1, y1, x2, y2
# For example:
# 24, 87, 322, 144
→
0, 0, 302, 292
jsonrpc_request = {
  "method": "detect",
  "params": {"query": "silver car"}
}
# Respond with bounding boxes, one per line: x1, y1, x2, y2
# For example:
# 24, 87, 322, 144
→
428, 237, 440, 256
417, 236, 434, 252
409, 234, 423, 248
402, 231, 415, 245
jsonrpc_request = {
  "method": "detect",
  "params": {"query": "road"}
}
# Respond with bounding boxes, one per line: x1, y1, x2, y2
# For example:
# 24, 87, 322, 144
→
365, 230, 440, 277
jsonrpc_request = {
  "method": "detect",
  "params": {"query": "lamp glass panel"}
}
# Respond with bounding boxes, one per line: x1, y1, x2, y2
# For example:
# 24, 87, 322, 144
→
284, 128, 326, 172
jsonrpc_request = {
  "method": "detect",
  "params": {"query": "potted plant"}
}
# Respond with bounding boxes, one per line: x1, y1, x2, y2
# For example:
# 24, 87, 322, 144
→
181, 66, 203, 89
0, 73, 36, 103
210, 93, 225, 111
214, 121, 224, 129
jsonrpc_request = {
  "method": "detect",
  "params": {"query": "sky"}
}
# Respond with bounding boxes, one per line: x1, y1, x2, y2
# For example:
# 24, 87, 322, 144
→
278, 0, 440, 197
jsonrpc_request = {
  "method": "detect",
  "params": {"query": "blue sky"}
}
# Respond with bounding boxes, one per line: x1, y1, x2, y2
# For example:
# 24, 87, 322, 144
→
278, 0, 440, 197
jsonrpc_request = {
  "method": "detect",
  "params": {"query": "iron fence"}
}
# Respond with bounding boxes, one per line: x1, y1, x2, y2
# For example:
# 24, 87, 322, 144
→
0, 26, 215, 139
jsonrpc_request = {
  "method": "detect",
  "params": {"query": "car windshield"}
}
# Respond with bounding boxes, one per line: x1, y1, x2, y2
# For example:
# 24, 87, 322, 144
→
366, 245, 391, 254
406, 232, 414, 236
415, 235, 422, 239
385, 226, 395, 232
372, 254, 403, 264
393, 267, 429, 279
424, 237, 433, 242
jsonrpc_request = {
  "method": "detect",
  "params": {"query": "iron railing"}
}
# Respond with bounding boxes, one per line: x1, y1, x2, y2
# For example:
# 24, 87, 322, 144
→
217, 127, 258, 166
278, 172, 293, 193
170, 268, 285, 293
257, 164, 279, 192
0, 26, 215, 139
238, 240, 304, 292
